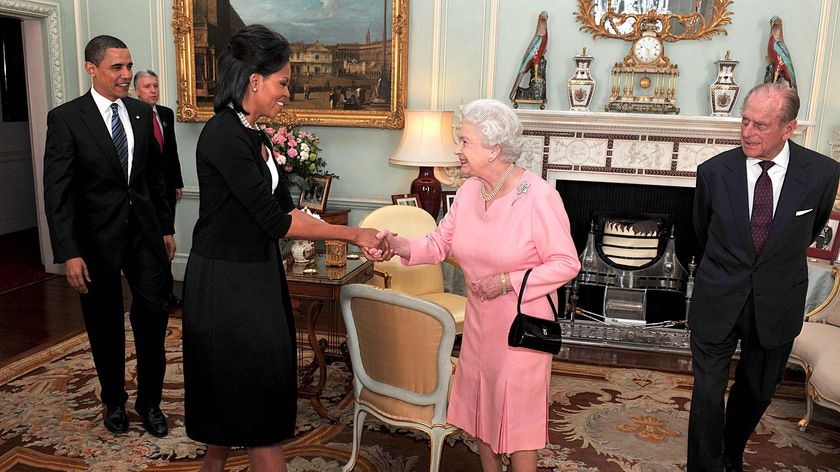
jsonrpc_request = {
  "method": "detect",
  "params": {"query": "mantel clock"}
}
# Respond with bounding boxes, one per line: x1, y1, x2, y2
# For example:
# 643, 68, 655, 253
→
607, 20, 679, 114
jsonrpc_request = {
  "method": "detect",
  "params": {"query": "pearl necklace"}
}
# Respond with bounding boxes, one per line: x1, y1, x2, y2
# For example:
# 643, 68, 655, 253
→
480, 163, 515, 201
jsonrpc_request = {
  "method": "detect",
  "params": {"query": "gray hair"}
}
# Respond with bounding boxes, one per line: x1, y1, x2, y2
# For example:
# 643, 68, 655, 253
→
132, 69, 158, 88
741, 83, 799, 123
459, 99, 523, 162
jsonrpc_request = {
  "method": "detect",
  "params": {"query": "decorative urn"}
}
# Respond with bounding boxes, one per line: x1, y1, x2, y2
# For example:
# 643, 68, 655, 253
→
709, 51, 740, 117
568, 47, 596, 111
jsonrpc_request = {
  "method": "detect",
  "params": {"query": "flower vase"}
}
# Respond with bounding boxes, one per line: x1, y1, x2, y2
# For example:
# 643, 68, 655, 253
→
709, 51, 740, 117
568, 48, 596, 111
291, 240, 315, 263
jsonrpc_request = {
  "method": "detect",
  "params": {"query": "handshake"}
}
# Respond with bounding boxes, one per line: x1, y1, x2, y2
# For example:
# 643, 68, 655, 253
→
356, 229, 406, 262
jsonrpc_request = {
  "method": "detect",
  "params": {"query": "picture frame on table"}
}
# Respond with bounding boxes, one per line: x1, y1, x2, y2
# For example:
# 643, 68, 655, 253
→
172, 0, 408, 129
807, 212, 840, 262
441, 191, 456, 214
299, 175, 332, 212
391, 193, 419, 207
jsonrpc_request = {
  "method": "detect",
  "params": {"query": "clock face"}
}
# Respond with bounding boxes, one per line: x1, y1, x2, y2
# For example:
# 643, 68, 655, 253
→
633, 36, 662, 63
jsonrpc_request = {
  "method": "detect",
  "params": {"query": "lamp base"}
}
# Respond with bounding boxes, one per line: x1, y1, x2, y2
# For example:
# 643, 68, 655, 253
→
410, 167, 442, 218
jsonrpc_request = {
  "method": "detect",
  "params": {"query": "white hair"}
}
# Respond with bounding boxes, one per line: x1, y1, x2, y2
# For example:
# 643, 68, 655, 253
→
460, 99, 523, 162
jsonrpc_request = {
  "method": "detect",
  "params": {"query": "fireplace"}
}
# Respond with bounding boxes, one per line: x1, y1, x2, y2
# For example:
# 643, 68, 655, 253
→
510, 109, 810, 352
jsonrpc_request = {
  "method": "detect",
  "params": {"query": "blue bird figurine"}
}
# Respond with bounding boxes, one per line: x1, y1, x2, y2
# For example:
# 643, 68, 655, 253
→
509, 11, 548, 102
765, 15, 797, 89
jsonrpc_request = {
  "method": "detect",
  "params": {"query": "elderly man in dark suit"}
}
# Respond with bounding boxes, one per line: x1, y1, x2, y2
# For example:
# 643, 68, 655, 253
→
43, 35, 174, 437
134, 69, 184, 308
688, 83, 840, 471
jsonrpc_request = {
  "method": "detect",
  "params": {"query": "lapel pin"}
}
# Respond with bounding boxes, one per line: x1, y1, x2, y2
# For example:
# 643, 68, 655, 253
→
135, 115, 140, 120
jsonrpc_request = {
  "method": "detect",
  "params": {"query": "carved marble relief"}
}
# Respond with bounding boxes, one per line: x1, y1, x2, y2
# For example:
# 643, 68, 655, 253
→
548, 137, 608, 167
611, 140, 672, 170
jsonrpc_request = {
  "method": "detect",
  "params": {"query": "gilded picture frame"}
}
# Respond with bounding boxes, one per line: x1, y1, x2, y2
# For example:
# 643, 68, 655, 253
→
172, 0, 408, 129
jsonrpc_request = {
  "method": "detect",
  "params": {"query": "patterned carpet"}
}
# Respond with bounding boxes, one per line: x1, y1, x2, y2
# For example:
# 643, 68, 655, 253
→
0, 319, 838, 471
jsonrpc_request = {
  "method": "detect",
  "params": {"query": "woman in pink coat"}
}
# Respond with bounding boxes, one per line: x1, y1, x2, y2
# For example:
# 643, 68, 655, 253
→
375, 99, 580, 471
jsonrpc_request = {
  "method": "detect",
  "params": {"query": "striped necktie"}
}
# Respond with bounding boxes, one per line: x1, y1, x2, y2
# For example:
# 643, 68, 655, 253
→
110, 103, 128, 178
751, 160, 775, 255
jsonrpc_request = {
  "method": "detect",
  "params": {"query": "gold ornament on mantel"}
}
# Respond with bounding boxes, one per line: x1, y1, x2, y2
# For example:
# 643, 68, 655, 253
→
606, 18, 680, 114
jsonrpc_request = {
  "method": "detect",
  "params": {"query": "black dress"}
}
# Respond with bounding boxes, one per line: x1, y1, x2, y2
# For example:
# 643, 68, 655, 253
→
182, 109, 297, 447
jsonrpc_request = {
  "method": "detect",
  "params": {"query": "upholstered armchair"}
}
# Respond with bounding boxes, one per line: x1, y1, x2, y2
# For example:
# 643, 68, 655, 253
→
339, 283, 458, 472
789, 267, 840, 431
358, 205, 465, 332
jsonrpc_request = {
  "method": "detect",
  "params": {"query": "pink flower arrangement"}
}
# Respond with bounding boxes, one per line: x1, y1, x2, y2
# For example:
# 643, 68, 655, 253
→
261, 124, 336, 189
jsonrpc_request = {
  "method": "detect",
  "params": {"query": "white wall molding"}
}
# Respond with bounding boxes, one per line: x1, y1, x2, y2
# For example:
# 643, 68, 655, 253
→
0, 0, 65, 106
804, 0, 834, 149
482, 0, 500, 97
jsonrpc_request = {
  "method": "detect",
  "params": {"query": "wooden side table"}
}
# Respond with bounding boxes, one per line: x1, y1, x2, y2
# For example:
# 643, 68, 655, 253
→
317, 208, 350, 225
286, 254, 373, 420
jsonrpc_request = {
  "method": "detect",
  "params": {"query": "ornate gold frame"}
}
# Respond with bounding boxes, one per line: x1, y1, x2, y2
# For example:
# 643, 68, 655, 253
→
172, 0, 408, 128
575, 0, 733, 41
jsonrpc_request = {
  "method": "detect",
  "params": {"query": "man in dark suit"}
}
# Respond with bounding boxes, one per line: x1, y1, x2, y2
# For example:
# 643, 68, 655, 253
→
43, 35, 174, 437
134, 69, 184, 308
688, 83, 840, 471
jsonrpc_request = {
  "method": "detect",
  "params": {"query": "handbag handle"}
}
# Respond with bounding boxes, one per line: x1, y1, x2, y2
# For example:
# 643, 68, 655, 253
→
517, 268, 559, 320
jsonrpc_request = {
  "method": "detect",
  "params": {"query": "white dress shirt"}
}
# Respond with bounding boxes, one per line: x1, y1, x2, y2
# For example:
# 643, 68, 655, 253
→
90, 87, 135, 180
746, 141, 789, 219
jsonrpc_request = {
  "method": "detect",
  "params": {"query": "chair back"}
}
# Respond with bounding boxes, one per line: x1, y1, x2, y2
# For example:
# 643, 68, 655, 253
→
807, 267, 840, 326
359, 205, 445, 295
340, 284, 455, 426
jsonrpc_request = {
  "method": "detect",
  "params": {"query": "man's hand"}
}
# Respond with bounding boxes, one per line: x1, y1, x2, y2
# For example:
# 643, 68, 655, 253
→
163, 235, 176, 260
175, 188, 183, 202
65, 257, 90, 294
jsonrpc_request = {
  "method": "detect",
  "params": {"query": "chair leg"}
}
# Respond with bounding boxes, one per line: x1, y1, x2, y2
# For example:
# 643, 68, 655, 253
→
797, 369, 815, 432
798, 384, 815, 432
343, 406, 367, 472
427, 427, 452, 472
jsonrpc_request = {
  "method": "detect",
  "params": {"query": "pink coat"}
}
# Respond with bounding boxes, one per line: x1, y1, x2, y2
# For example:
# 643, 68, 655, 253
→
405, 170, 580, 453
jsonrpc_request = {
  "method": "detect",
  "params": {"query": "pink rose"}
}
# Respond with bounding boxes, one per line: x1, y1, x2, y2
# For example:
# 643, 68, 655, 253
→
288, 148, 298, 158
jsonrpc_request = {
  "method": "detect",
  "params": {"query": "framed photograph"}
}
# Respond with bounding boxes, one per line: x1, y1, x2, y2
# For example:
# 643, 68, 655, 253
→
173, 0, 408, 129
442, 191, 456, 214
391, 193, 419, 207
808, 212, 840, 261
299, 176, 332, 212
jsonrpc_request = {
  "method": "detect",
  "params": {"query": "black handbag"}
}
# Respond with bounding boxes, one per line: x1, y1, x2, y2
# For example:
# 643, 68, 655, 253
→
507, 268, 563, 354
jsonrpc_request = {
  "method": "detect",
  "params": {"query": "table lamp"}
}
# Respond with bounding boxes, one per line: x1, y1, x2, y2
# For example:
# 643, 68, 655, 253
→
389, 110, 459, 217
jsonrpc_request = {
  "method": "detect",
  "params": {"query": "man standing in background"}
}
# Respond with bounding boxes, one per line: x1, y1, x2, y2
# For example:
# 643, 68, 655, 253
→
43, 35, 174, 438
688, 83, 840, 471
134, 70, 184, 308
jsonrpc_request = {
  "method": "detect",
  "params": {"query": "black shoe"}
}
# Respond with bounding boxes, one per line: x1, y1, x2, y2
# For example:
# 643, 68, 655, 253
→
168, 294, 182, 309
137, 406, 169, 437
723, 457, 744, 472
104, 405, 128, 434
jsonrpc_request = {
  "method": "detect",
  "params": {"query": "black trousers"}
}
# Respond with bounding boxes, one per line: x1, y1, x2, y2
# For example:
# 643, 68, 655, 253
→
79, 219, 169, 411
687, 295, 793, 471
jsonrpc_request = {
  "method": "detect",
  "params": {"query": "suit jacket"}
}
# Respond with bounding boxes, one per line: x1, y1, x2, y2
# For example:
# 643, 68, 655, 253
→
690, 141, 840, 348
153, 105, 184, 193
43, 92, 174, 275
191, 108, 296, 263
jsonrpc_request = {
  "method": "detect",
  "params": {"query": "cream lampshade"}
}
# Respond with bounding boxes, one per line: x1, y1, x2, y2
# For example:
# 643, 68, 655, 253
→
389, 110, 459, 217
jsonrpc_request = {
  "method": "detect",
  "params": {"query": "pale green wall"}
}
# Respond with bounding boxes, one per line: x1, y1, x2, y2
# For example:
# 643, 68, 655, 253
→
39, 0, 840, 276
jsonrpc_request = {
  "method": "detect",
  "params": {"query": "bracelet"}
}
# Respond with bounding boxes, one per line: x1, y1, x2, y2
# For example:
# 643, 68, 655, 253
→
500, 272, 508, 294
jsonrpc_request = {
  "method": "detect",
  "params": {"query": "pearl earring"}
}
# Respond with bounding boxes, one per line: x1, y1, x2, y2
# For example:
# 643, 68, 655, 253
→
252, 87, 257, 92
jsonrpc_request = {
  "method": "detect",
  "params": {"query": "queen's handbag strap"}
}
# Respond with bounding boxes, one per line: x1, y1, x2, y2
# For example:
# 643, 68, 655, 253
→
517, 268, 559, 319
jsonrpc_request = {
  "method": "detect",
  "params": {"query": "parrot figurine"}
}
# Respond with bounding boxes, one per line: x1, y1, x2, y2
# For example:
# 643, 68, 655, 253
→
509, 11, 548, 102
765, 15, 797, 89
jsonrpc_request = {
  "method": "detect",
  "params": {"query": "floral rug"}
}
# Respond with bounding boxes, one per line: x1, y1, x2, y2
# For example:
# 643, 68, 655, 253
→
0, 319, 838, 471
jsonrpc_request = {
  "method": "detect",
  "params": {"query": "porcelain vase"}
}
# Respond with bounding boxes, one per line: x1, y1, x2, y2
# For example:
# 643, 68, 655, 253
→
709, 52, 740, 117
568, 48, 596, 111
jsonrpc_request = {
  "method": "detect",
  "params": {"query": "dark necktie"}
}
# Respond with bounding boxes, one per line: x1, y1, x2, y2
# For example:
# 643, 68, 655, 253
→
152, 109, 164, 153
110, 103, 128, 178
751, 160, 775, 255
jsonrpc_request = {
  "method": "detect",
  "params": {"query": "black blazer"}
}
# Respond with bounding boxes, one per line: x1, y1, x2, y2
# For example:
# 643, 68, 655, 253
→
154, 105, 184, 193
43, 92, 173, 274
191, 108, 296, 263
690, 141, 840, 348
